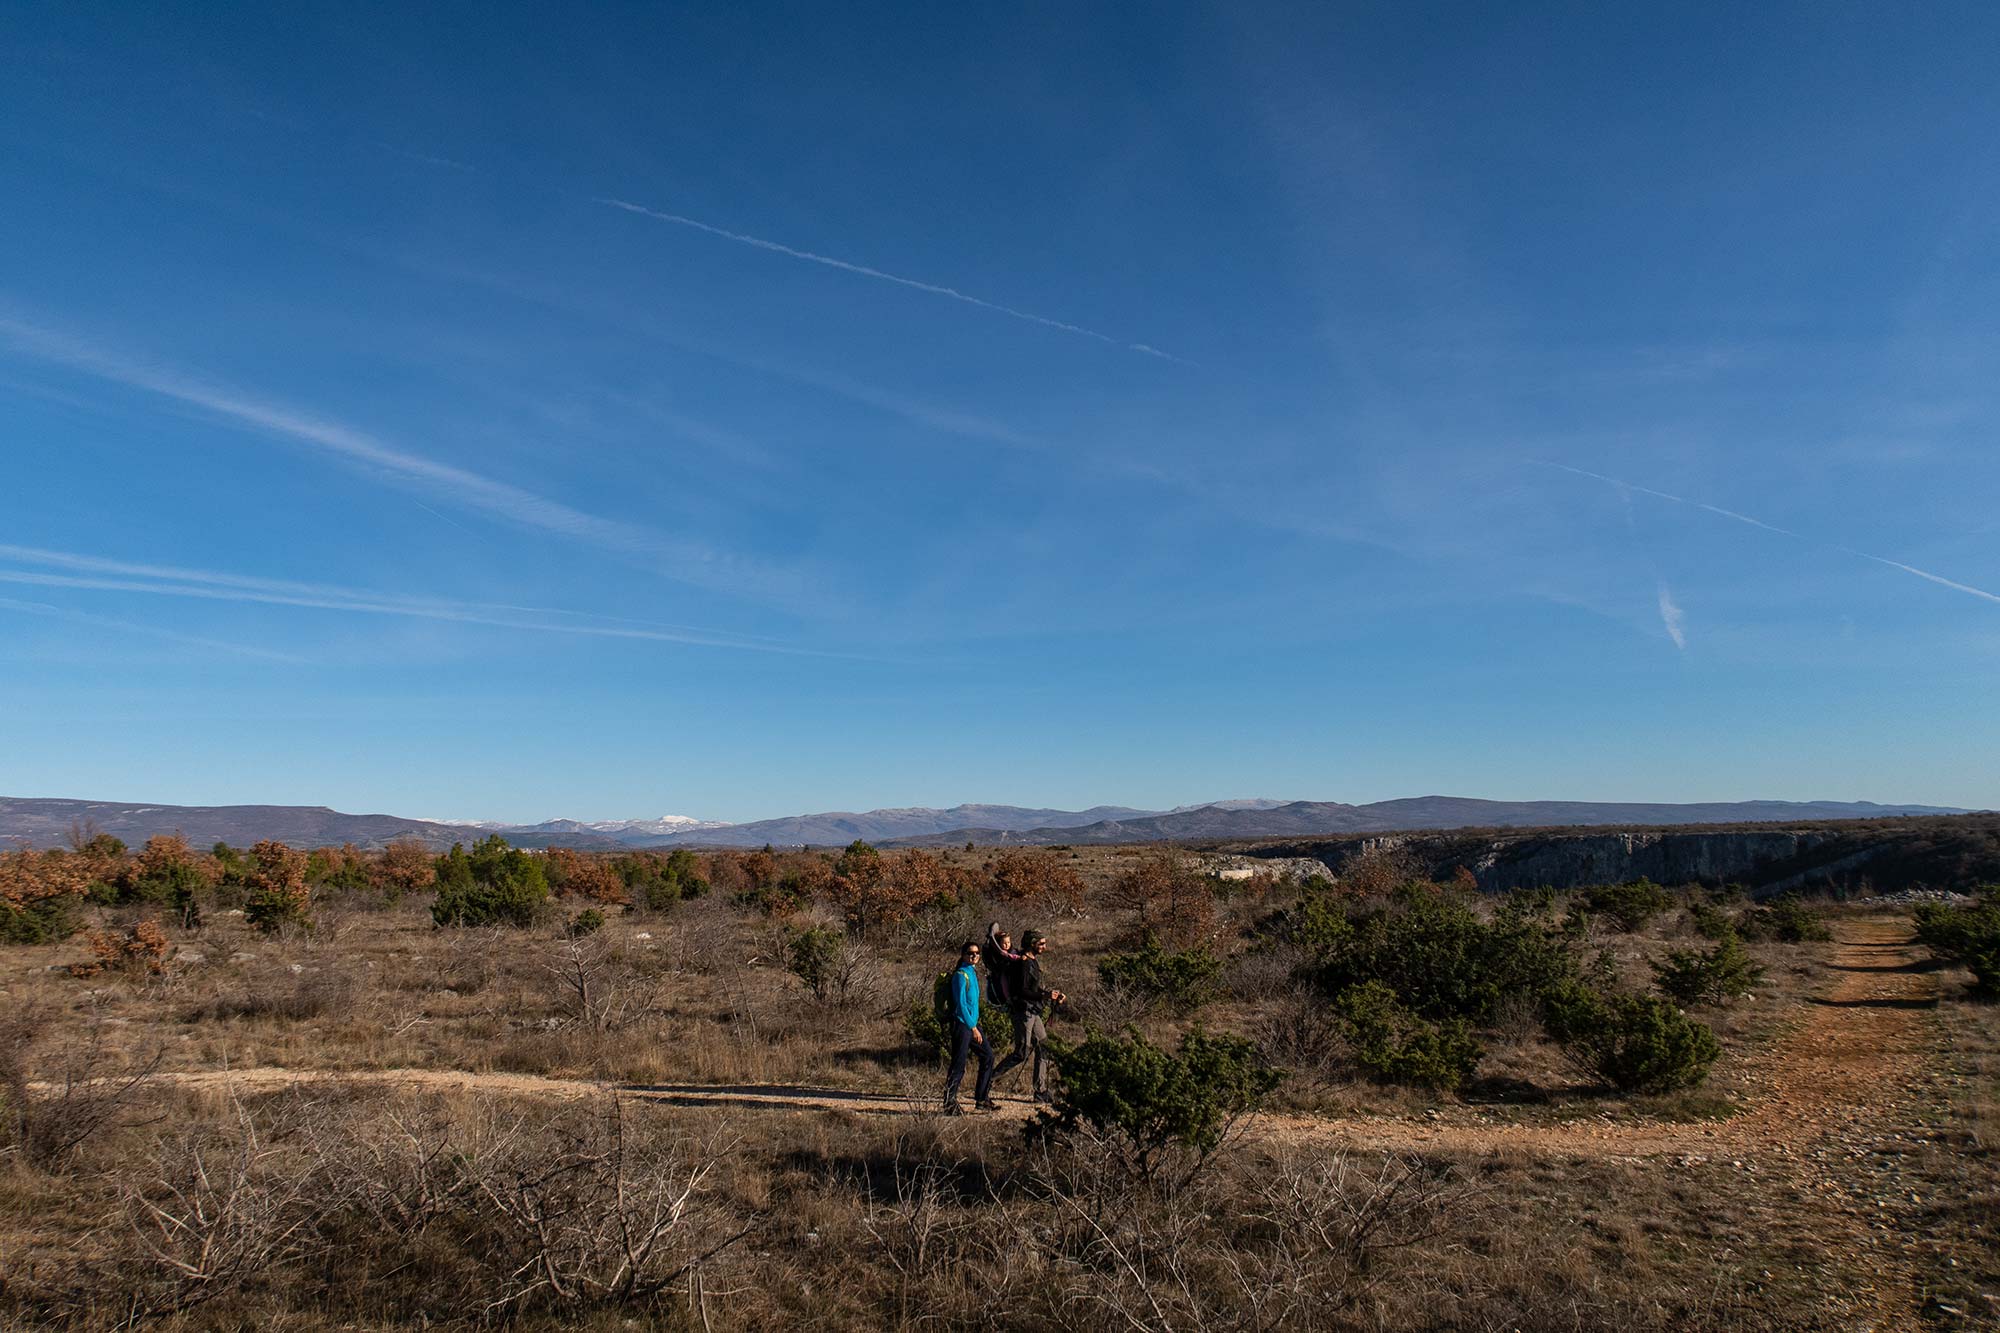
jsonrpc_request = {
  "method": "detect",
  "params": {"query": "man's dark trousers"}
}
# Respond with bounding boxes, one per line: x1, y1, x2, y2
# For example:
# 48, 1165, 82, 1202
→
944, 1019, 993, 1108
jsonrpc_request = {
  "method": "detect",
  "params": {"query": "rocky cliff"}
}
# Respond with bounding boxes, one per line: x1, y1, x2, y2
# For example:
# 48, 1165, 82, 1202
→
1247, 813, 2000, 896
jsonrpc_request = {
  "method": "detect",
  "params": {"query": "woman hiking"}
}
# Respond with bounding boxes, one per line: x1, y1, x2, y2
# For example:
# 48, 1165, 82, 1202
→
941, 941, 996, 1114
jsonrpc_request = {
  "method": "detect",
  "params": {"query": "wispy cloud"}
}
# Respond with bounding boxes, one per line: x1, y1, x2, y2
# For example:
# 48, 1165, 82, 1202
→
597, 197, 1184, 363
0, 544, 873, 659
0, 594, 306, 663
1656, 583, 1687, 650
1537, 461, 2000, 608
0, 314, 806, 606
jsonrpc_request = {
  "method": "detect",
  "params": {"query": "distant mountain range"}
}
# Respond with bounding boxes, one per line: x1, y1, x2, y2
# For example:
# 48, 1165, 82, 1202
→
878, 797, 1974, 846
0, 794, 1971, 853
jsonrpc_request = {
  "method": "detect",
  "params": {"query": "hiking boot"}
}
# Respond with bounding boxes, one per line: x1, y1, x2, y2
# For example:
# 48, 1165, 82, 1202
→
942, 1103, 964, 1116
974, 1099, 999, 1112
1033, 1092, 1056, 1105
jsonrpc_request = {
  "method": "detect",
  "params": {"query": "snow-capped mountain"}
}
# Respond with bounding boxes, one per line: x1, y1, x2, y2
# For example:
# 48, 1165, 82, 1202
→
577, 815, 731, 837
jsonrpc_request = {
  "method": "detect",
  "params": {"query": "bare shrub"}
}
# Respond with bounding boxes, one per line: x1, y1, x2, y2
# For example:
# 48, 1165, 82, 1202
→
120, 1098, 337, 1318
1337, 844, 1424, 898
540, 933, 655, 1032
0, 1000, 161, 1171
1109, 847, 1218, 946
457, 1096, 754, 1313
1257, 986, 1352, 1087
1225, 940, 1307, 1002
653, 894, 733, 974
894, 893, 987, 954
1225, 1150, 1467, 1321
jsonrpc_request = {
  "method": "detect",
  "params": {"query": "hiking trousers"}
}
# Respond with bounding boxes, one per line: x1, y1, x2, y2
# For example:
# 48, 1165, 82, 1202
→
994, 1007, 1049, 1097
944, 1020, 993, 1109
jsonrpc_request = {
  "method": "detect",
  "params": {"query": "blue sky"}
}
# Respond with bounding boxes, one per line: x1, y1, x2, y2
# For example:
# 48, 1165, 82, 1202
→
2, 1, 1996, 822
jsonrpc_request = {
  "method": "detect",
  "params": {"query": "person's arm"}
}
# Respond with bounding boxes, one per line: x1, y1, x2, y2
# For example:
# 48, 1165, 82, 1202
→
954, 968, 982, 1030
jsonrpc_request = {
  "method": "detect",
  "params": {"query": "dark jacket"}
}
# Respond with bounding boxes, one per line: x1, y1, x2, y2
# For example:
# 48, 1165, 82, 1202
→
1014, 952, 1054, 1014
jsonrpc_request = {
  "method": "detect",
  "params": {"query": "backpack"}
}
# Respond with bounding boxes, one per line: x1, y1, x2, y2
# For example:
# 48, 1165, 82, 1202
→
931, 969, 956, 1032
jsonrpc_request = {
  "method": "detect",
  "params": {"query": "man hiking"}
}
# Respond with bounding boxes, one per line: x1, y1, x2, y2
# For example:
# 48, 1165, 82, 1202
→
941, 941, 996, 1115
992, 927, 1064, 1104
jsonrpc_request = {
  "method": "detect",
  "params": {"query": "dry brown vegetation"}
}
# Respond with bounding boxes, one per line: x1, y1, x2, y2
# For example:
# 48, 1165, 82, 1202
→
0, 836, 1994, 1329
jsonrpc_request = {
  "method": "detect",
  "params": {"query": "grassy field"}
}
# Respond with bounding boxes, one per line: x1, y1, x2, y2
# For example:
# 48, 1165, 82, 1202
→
1, 844, 1993, 1330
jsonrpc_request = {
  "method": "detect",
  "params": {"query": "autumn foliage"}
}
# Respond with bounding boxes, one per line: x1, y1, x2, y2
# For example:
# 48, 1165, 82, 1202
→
545, 847, 632, 905
71, 918, 172, 978
823, 844, 972, 934
373, 839, 438, 897
987, 850, 1086, 913
244, 840, 313, 934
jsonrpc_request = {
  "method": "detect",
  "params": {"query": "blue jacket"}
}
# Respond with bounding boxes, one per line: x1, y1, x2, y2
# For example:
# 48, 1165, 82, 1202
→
953, 963, 981, 1027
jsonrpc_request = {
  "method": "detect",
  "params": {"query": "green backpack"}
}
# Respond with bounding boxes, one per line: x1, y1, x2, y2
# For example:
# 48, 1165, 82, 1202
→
931, 969, 956, 1032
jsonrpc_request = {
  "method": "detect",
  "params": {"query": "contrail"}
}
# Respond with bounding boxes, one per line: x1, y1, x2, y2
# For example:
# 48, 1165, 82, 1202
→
0, 316, 804, 605
598, 197, 1184, 363
0, 595, 306, 663
1535, 460, 2000, 607
0, 545, 875, 659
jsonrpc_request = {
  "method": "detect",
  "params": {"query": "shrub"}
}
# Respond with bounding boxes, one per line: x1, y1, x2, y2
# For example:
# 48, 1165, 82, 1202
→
1108, 850, 1216, 946
1310, 888, 1581, 1026
71, 919, 174, 979
1583, 879, 1673, 933
1334, 980, 1482, 1091
0, 891, 82, 945
1688, 901, 1739, 941
567, 908, 606, 939
987, 850, 1085, 913
784, 926, 846, 1002
0, 850, 91, 944
1034, 1028, 1282, 1179
1739, 894, 1832, 943
243, 841, 312, 935
1096, 936, 1225, 1013
304, 845, 370, 894
1543, 984, 1721, 1093
544, 849, 631, 905
432, 837, 551, 928
826, 845, 966, 936
372, 839, 437, 901
617, 849, 710, 910
1914, 892, 2000, 997
1651, 935, 1764, 1007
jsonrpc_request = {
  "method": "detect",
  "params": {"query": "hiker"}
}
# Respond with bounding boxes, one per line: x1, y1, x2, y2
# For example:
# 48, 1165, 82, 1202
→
984, 919, 1023, 1008
942, 941, 996, 1114
993, 928, 1064, 1104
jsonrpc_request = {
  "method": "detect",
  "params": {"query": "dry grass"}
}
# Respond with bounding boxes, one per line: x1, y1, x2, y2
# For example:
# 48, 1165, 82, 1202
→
0, 867, 1987, 1329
